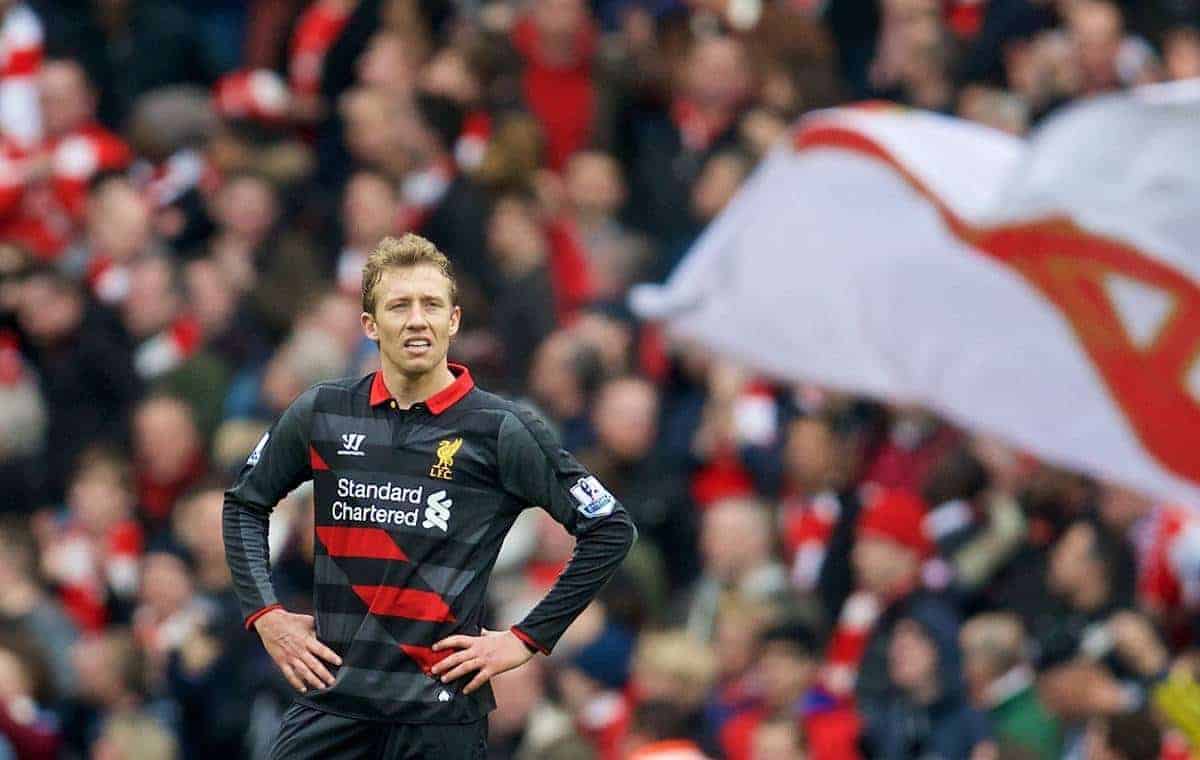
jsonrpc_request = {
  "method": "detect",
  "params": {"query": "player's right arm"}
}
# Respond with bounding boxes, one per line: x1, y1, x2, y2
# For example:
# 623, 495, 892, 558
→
222, 385, 341, 693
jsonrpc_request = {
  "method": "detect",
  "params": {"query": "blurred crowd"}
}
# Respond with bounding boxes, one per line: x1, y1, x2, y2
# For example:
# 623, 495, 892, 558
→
1, 0, 1200, 758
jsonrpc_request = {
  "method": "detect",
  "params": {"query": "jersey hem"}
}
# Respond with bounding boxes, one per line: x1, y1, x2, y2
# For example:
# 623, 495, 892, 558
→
290, 695, 494, 725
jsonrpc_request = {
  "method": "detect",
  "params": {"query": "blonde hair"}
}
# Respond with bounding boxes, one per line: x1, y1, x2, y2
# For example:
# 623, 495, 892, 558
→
98, 712, 180, 760
360, 234, 457, 315
960, 612, 1026, 673
632, 630, 718, 702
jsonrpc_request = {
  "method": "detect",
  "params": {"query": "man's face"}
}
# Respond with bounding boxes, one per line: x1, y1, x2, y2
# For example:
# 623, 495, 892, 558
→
362, 265, 459, 377
685, 37, 749, 110
343, 173, 397, 248
341, 89, 404, 168
1048, 522, 1095, 597
216, 176, 278, 241
358, 34, 417, 97
961, 644, 992, 707
757, 641, 816, 709
17, 275, 83, 344
533, 0, 586, 42
176, 491, 227, 566
565, 152, 624, 217
593, 379, 658, 462
122, 256, 178, 338
784, 418, 836, 491
1166, 28, 1200, 81
888, 619, 939, 696
184, 259, 235, 334
69, 466, 131, 534
40, 62, 93, 137
701, 500, 769, 583
86, 180, 151, 261
133, 398, 199, 481
852, 535, 918, 596
139, 553, 194, 617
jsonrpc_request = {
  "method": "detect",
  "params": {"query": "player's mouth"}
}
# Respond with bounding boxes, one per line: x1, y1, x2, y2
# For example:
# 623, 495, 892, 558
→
402, 336, 434, 356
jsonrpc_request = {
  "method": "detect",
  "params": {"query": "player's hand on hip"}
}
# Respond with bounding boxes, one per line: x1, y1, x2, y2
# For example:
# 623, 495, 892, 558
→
254, 609, 343, 693
431, 628, 534, 695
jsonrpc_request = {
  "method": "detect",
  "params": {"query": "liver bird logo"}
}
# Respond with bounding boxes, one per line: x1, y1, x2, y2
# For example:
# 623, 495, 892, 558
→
431, 438, 462, 480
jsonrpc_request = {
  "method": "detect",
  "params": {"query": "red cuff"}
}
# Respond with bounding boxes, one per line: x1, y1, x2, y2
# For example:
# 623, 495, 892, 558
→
245, 603, 283, 630
510, 626, 550, 655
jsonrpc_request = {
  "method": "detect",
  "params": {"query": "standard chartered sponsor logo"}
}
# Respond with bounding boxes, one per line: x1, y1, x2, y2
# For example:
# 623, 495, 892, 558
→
331, 478, 452, 532
337, 477, 424, 503
422, 490, 452, 532
332, 501, 422, 526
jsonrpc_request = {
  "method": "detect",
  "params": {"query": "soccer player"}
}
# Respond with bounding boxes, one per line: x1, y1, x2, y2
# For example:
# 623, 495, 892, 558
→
223, 234, 637, 759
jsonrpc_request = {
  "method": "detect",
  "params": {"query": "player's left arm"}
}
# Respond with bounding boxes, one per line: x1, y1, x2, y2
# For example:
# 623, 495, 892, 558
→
432, 406, 637, 692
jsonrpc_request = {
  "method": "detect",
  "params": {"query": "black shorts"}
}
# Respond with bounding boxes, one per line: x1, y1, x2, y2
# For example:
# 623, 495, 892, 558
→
269, 703, 489, 760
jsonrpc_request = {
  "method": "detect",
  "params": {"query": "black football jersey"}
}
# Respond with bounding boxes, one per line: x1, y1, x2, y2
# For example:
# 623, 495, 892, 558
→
223, 365, 636, 723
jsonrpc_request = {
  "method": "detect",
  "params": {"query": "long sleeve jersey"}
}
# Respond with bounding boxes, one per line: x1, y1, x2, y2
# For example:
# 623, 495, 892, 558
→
223, 364, 636, 723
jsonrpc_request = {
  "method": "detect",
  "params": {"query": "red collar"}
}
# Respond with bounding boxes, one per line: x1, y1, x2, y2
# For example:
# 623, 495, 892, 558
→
369, 363, 474, 414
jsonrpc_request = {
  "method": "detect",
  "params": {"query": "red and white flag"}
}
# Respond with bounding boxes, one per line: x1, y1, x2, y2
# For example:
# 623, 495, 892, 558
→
632, 83, 1200, 504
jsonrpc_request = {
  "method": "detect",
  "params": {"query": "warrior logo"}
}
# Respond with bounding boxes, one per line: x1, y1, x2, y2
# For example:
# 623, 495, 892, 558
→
338, 433, 367, 456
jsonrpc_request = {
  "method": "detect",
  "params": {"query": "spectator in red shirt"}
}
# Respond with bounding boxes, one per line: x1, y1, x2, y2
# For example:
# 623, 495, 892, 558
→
617, 34, 751, 249
718, 621, 820, 760
131, 395, 207, 528
864, 406, 961, 494
560, 149, 649, 301
119, 253, 202, 382
0, 59, 130, 260
513, 0, 598, 171
37, 446, 142, 632
79, 174, 158, 307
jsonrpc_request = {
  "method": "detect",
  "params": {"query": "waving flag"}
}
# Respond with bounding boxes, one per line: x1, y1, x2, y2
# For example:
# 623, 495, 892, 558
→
631, 83, 1200, 504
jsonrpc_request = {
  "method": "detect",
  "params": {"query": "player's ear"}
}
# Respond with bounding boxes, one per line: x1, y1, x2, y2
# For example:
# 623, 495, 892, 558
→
361, 311, 379, 342
448, 305, 461, 338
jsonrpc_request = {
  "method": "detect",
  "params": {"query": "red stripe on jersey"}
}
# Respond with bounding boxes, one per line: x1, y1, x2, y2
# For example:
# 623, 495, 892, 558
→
352, 585, 456, 622
399, 643, 453, 675
316, 526, 408, 561
310, 446, 329, 471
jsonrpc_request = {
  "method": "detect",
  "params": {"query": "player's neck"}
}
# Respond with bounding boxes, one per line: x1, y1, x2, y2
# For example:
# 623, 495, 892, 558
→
380, 360, 456, 410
